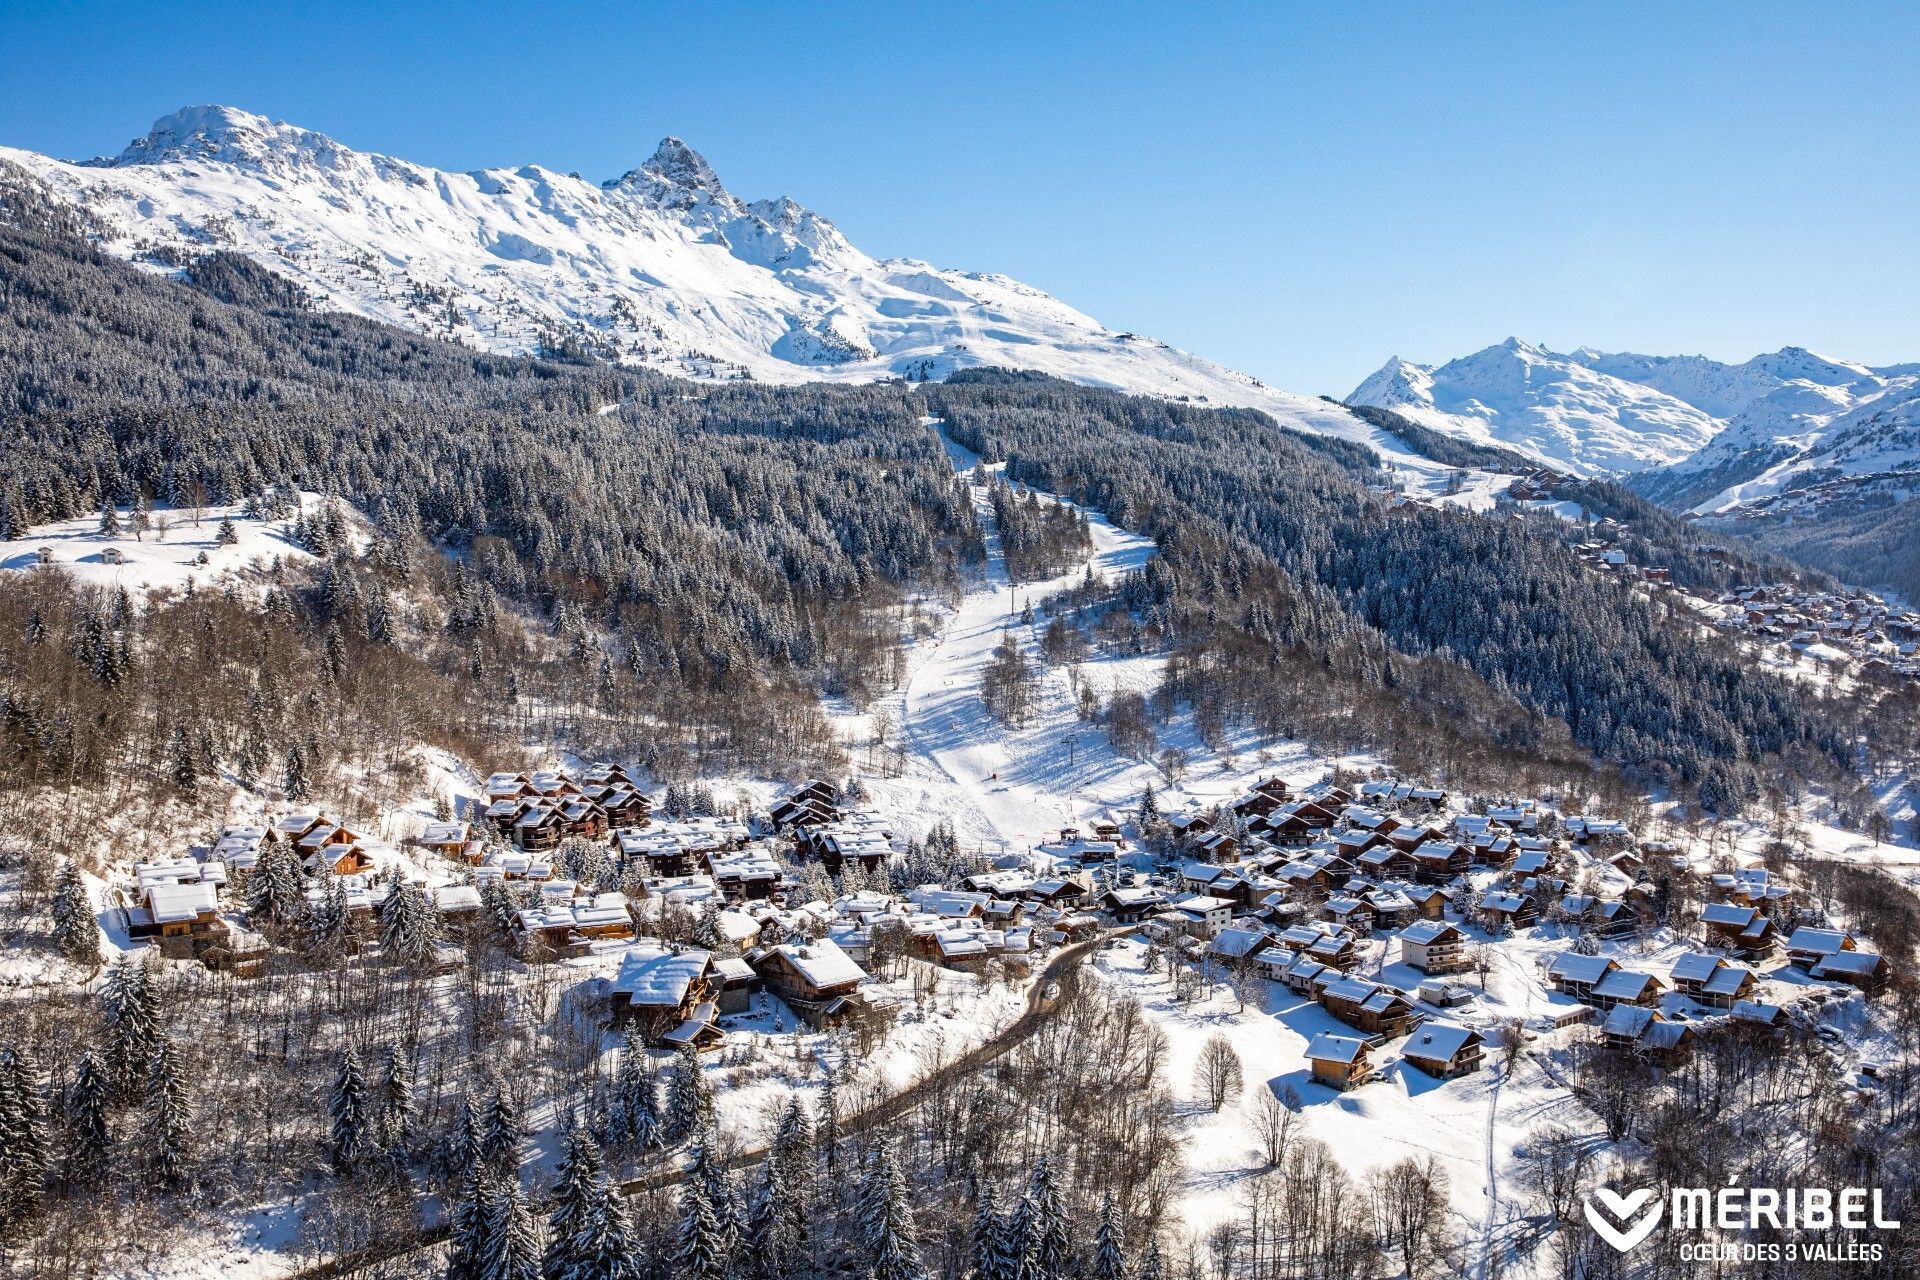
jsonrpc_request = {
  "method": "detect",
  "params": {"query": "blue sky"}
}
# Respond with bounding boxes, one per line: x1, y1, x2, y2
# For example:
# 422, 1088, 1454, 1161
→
3, 1, 1916, 393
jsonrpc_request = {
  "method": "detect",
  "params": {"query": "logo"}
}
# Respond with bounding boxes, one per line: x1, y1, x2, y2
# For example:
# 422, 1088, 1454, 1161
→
1585, 1185, 1662, 1253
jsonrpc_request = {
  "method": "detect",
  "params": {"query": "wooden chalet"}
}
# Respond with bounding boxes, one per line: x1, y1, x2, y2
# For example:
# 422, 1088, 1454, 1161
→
609, 946, 722, 1047
1601, 1006, 1693, 1067
1305, 1033, 1376, 1090
1318, 974, 1419, 1038
1811, 949, 1890, 993
1668, 953, 1757, 1009
1409, 839, 1470, 884
1402, 1021, 1483, 1078
752, 939, 867, 1027
1399, 920, 1470, 975
1785, 927, 1856, 969
1478, 890, 1538, 930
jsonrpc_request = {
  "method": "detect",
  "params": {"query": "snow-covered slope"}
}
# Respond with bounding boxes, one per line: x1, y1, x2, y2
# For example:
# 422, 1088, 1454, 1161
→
1348, 338, 1721, 476
0, 105, 1469, 483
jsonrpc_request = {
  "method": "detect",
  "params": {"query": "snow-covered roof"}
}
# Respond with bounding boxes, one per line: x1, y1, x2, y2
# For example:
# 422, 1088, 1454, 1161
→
611, 946, 713, 1006
1305, 1032, 1368, 1064
770, 939, 865, 988
1403, 1021, 1478, 1062
147, 880, 218, 924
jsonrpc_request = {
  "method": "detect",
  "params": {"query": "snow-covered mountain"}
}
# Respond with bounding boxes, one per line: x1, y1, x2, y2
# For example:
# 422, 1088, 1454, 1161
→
0, 105, 1453, 471
1351, 340, 1920, 513
1347, 339, 1722, 477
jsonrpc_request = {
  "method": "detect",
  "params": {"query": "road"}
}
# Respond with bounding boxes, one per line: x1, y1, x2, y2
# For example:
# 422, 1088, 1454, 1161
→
286, 928, 1135, 1279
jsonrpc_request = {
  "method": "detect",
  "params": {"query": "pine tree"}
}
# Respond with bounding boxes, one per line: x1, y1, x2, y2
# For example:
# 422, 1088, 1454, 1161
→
380, 877, 444, 968
98, 500, 122, 537
970, 1187, 1018, 1280
216, 515, 239, 546
64, 1050, 112, 1190
542, 1117, 605, 1280
1137, 782, 1159, 826
613, 1030, 659, 1151
1018, 1157, 1071, 1280
663, 1045, 712, 1144
816, 1062, 840, 1173
101, 956, 159, 1099
447, 1164, 494, 1280
1090, 1195, 1127, 1280
377, 1043, 416, 1151
247, 842, 306, 930
50, 860, 101, 964
0, 1046, 49, 1237
482, 1175, 542, 1280
1135, 1239, 1164, 1280
309, 874, 353, 963
283, 742, 312, 800
739, 1166, 782, 1280
148, 1030, 192, 1189
328, 1048, 368, 1173
768, 1095, 814, 1250
859, 1144, 927, 1280
669, 1146, 729, 1280
479, 1082, 523, 1173
481, 876, 519, 943
168, 723, 200, 796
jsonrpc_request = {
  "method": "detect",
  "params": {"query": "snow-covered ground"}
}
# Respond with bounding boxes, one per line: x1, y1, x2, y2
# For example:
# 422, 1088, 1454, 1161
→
1, 493, 354, 599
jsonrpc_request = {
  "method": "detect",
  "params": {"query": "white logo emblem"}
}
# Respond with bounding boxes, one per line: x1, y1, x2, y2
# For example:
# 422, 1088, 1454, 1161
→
1585, 1185, 1662, 1252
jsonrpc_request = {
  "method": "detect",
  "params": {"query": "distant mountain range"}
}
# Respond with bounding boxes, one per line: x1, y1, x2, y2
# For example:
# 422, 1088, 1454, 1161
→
0, 104, 1443, 473
5, 106, 1917, 594
1348, 339, 1920, 596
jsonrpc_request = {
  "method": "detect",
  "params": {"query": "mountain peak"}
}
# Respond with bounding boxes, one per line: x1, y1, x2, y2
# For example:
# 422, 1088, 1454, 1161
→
643, 136, 724, 192
86, 104, 365, 174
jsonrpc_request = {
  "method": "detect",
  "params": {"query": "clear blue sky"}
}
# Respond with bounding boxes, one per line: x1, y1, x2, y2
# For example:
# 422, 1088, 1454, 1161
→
3, 1, 1916, 393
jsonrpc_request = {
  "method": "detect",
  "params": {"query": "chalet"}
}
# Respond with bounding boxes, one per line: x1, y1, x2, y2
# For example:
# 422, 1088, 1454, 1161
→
1785, 927, 1855, 969
1026, 878, 1088, 910
213, 826, 266, 871
1402, 1021, 1483, 1078
512, 802, 568, 853
420, 821, 473, 860
1157, 894, 1234, 938
1232, 778, 1292, 818
1561, 895, 1637, 938
753, 938, 867, 1026
1305, 1033, 1376, 1091
432, 884, 484, 926
1731, 999, 1786, 1029
1402, 884, 1450, 921
1356, 845, 1415, 879
143, 881, 227, 952
1208, 925, 1270, 966
1100, 886, 1169, 923
1342, 805, 1399, 835
1195, 830, 1239, 863
1472, 834, 1516, 869
1811, 949, 1890, 993
1334, 828, 1386, 859
710, 847, 783, 901
1546, 952, 1619, 1001
711, 957, 758, 1014
1409, 839, 1470, 883
1399, 920, 1470, 975
1163, 812, 1213, 841
1321, 896, 1374, 935
1385, 823, 1439, 854
1591, 968, 1664, 1009
798, 812, 895, 873
610, 946, 721, 1047
1256, 811, 1315, 846
1601, 1006, 1693, 1066
1700, 902, 1776, 956
1478, 890, 1538, 930
1363, 886, 1418, 931
1318, 974, 1419, 1038
908, 887, 989, 920
1669, 952, 1757, 1007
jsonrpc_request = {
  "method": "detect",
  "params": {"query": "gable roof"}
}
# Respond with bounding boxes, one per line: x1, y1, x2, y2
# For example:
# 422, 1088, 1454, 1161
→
1404, 1021, 1480, 1063
1304, 1032, 1369, 1065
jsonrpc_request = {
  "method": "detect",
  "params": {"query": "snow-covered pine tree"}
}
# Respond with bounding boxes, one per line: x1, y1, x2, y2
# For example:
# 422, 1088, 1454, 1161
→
738, 1165, 782, 1280
669, 1147, 729, 1280
216, 515, 239, 546
308, 874, 352, 962
1135, 1239, 1164, 1280
816, 1063, 840, 1173
64, 1049, 112, 1190
380, 878, 444, 968
328, 1048, 368, 1173
446, 1164, 494, 1280
1137, 782, 1159, 826
1020, 1156, 1071, 1280
50, 860, 101, 964
1090, 1194, 1127, 1280
663, 1045, 712, 1144
541, 1116, 607, 1280
101, 955, 160, 1099
478, 1082, 523, 1173
98, 500, 121, 537
377, 1042, 415, 1152
147, 1030, 192, 1189
481, 1174, 542, 1280
248, 842, 306, 929
970, 1187, 1019, 1280
283, 742, 312, 800
167, 723, 199, 796
858, 1144, 927, 1280
693, 900, 724, 952
481, 876, 519, 942
564, 1179, 635, 1280
0, 1046, 50, 1238
612, 1029, 659, 1151
768, 1094, 814, 1248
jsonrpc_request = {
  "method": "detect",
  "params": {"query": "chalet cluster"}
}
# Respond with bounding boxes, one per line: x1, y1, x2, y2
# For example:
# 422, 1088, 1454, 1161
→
481, 765, 652, 854
1712, 583, 1920, 677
